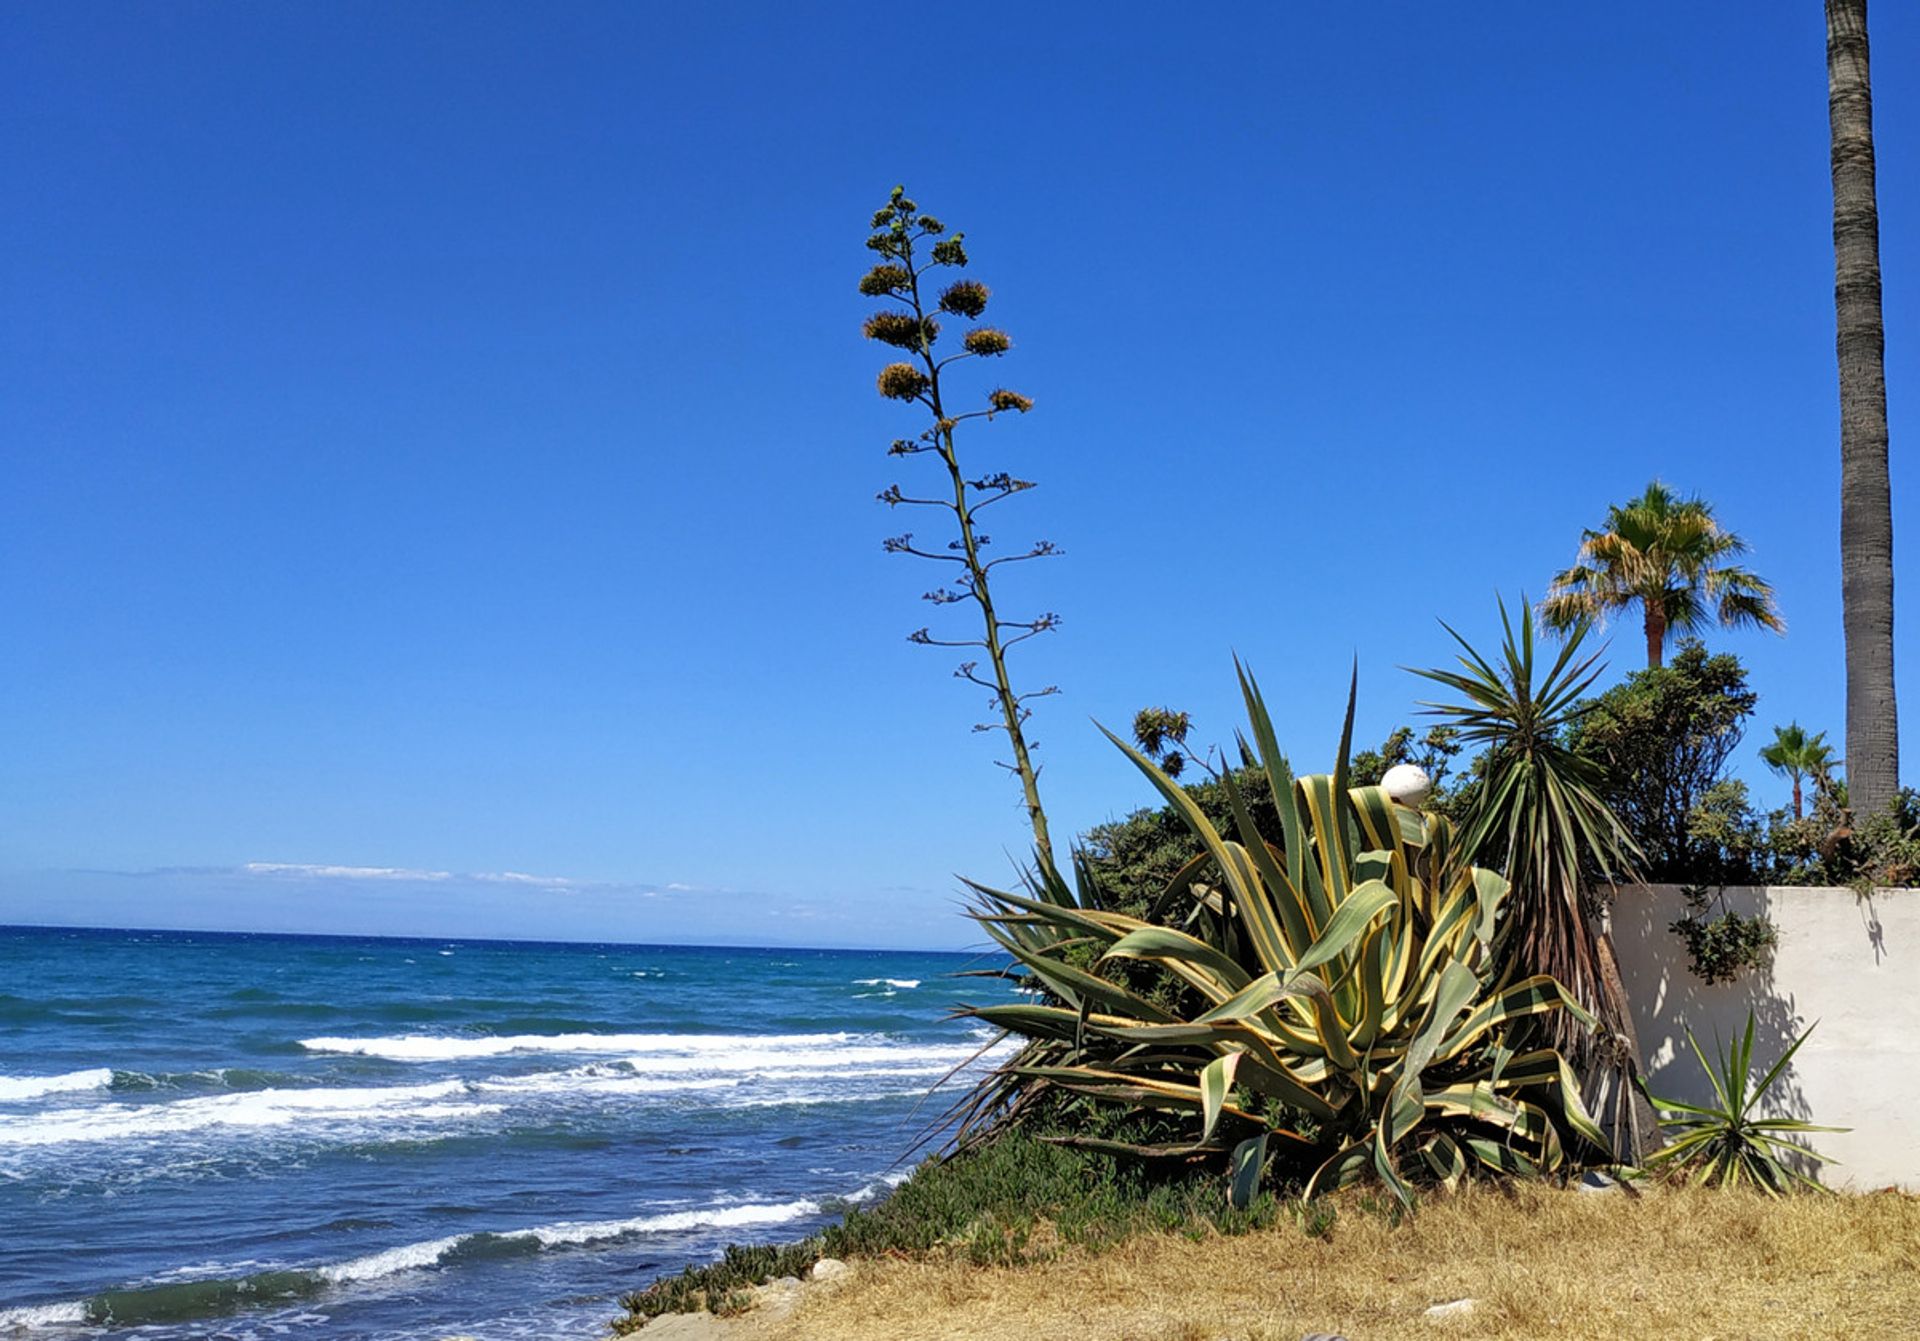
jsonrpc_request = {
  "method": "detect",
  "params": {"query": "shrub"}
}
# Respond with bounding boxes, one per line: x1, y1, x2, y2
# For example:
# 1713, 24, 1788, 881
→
1081, 766, 1278, 922
1668, 884, 1778, 985
612, 1131, 1328, 1326
1569, 641, 1757, 883
1788, 787, 1920, 892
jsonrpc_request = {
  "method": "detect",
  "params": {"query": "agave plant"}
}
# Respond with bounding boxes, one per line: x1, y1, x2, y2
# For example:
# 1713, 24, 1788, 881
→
956, 667, 1609, 1208
1642, 1012, 1845, 1195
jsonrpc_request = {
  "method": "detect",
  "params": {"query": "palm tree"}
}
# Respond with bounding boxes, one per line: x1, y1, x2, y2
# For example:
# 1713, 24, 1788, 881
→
1539, 482, 1784, 668
1760, 723, 1836, 820
1827, 0, 1900, 819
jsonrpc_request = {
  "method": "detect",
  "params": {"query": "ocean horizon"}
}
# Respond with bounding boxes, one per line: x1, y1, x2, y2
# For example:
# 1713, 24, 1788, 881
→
0, 924, 1018, 1339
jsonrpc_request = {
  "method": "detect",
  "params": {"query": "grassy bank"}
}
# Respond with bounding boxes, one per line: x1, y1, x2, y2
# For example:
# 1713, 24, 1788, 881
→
713, 1179, 1920, 1340
618, 1135, 1920, 1338
617, 1135, 1256, 1325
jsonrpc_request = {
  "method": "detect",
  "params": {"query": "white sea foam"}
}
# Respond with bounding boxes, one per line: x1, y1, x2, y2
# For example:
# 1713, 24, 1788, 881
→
0, 1035, 1015, 1151
319, 1233, 469, 1284
0, 1299, 88, 1329
0, 1081, 500, 1148
518, 1198, 820, 1247
844, 1169, 913, 1204
612, 1043, 978, 1077
298, 1030, 861, 1062
474, 1071, 744, 1097
298, 1032, 999, 1083
0, 1068, 114, 1102
316, 1199, 822, 1284
852, 978, 921, 989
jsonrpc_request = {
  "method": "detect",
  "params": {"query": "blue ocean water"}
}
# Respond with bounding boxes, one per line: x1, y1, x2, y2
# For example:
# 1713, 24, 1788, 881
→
0, 926, 1013, 1339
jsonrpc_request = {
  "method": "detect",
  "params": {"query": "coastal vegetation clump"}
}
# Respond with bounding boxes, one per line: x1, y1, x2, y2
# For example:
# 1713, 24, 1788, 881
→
956, 665, 1610, 1209
616, 145, 1910, 1326
614, 1132, 1310, 1325
1666, 884, 1779, 986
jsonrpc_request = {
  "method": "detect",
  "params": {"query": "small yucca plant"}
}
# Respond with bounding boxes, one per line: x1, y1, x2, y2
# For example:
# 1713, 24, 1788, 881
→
1641, 1011, 1845, 1195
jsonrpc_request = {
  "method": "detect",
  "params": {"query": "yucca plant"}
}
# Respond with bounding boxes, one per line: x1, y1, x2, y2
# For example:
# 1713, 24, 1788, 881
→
1415, 597, 1657, 1162
956, 667, 1609, 1209
1415, 599, 1639, 1044
1642, 1012, 1845, 1195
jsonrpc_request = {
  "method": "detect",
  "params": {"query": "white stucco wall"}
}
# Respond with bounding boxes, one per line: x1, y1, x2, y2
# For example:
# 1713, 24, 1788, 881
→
1605, 883, 1920, 1190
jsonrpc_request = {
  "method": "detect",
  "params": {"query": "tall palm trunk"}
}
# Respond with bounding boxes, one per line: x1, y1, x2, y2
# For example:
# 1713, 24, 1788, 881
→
1827, 0, 1900, 817
1642, 603, 1667, 669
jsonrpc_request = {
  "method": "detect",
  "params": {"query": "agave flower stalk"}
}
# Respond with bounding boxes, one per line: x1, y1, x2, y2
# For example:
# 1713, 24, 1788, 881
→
862, 187, 1061, 865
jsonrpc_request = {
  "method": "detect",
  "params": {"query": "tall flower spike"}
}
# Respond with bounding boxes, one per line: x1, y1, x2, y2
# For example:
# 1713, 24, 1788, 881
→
861, 188, 1057, 868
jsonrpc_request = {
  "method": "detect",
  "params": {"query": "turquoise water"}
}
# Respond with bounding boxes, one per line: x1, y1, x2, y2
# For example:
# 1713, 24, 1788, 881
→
0, 926, 1011, 1339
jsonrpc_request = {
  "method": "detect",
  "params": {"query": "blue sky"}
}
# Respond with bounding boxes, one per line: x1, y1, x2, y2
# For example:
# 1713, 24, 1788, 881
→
2, 3, 1913, 948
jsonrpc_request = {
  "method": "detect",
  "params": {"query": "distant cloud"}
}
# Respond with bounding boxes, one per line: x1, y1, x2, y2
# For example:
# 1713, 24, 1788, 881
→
80, 861, 691, 897
235, 861, 678, 897
470, 870, 580, 889
3, 862, 971, 950
243, 862, 454, 882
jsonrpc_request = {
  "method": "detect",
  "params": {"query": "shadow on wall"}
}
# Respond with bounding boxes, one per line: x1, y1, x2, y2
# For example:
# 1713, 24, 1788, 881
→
1608, 885, 1809, 1121
1604, 882, 1919, 1190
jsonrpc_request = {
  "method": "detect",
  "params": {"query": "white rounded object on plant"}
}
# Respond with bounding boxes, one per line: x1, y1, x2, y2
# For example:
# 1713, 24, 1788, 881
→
1381, 763, 1432, 806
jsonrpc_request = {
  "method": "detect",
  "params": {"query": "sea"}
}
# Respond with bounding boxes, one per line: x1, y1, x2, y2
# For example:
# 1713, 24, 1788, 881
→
0, 926, 1017, 1339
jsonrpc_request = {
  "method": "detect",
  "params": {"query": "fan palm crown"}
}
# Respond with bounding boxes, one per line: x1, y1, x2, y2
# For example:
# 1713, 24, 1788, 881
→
1539, 482, 1784, 668
1760, 723, 1836, 820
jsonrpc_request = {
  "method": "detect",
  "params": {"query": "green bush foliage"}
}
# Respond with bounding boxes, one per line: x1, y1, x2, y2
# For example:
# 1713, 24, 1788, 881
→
1084, 724, 1467, 927
1569, 641, 1757, 883
1781, 786, 1920, 892
613, 1131, 1336, 1326
1081, 765, 1278, 922
1668, 884, 1778, 985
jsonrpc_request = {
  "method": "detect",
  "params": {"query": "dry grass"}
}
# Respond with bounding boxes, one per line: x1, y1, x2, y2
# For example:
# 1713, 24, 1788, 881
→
744, 1184, 1920, 1341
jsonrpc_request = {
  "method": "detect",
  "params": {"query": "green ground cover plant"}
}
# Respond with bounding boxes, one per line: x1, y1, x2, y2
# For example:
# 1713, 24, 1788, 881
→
613, 1131, 1336, 1326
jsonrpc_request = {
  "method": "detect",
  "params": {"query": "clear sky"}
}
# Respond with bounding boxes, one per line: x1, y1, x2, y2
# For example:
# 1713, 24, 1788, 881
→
2, 3, 1913, 949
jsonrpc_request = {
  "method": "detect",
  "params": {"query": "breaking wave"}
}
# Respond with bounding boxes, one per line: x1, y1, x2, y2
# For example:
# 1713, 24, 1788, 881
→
298, 1030, 862, 1062
0, 1081, 500, 1148
0, 1069, 114, 1102
0, 1198, 822, 1330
